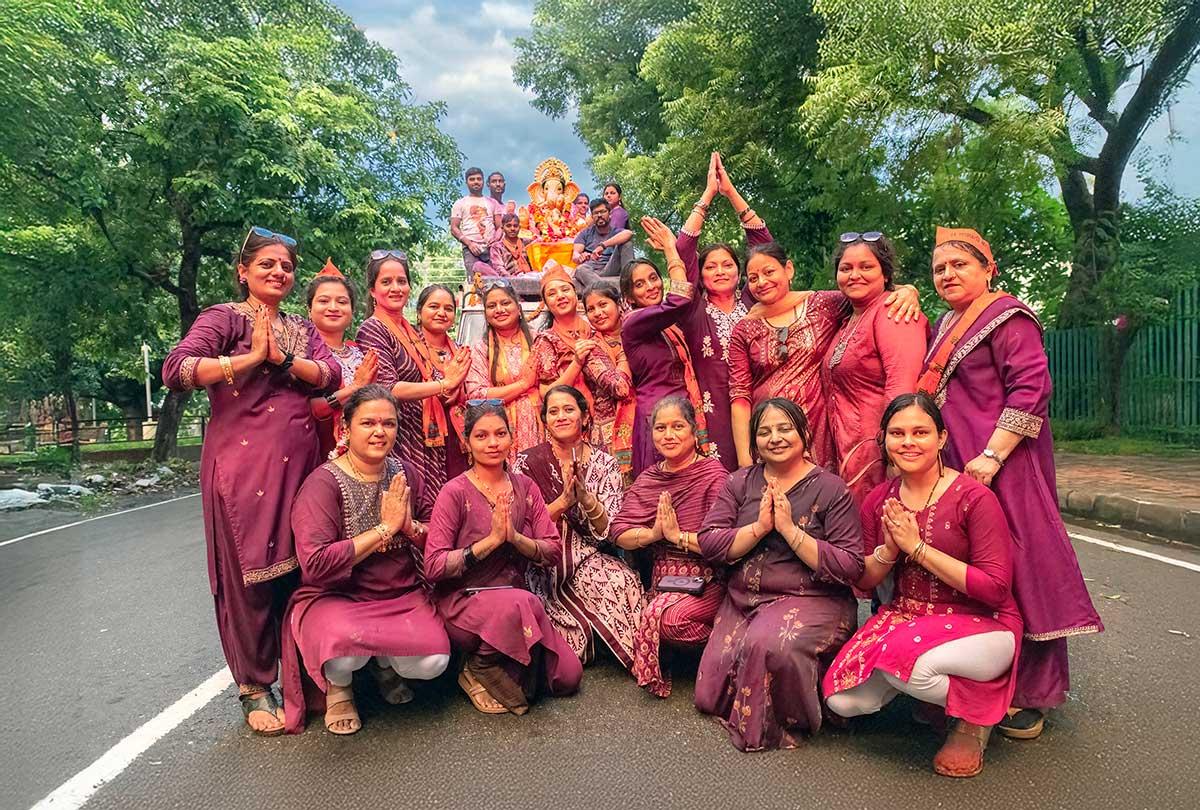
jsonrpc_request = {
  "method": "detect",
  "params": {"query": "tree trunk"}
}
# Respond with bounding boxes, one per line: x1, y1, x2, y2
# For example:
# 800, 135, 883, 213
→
121, 404, 145, 442
1099, 323, 1137, 432
152, 217, 203, 462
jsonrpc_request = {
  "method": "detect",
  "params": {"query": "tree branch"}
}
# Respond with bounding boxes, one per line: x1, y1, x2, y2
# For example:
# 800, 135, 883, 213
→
1074, 24, 1118, 133
1095, 1, 1200, 209
90, 208, 182, 297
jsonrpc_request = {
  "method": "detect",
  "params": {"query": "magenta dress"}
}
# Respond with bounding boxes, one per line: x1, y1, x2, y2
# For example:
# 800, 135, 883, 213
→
924, 296, 1102, 709
824, 476, 1022, 726
620, 266, 703, 477
609, 456, 730, 697
424, 473, 583, 696
281, 459, 448, 733
674, 223, 774, 470
162, 302, 339, 687
695, 465, 863, 751
728, 291, 848, 468
820, 296, 927, 504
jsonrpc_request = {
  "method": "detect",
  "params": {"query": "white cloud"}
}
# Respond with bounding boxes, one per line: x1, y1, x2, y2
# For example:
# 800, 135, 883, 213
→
479, 1, 533, 30
350, 1, 597, 203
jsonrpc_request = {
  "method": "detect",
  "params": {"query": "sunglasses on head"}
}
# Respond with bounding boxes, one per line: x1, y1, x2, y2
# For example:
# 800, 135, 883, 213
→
483, 278, 513, 292
369, 249, 409, 262
839, 231, 884, 243
240, 226, 297, 260
466, 398, 503, 407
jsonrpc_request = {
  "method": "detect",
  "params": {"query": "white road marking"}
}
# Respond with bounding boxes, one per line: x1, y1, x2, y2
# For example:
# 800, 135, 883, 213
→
0, 494, 200, 549
1069, 531, 1200, 573
31, 667, 233, 810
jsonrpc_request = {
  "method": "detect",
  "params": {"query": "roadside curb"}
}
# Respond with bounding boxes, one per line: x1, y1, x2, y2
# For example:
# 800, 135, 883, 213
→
1058, 486, 1200, 547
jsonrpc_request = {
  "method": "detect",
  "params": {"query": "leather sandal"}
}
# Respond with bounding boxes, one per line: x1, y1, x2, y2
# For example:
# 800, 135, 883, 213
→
997, 707, 1045, 740
933, 720, 991, 778
458, 667, 508, 714
324, 685, 362, 735
239, 687, 285, 737
370, 660, 415, 705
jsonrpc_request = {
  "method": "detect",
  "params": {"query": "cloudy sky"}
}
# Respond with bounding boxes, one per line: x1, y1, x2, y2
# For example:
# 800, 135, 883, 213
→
336, 0, 598, 212
335, 1, 1198, 217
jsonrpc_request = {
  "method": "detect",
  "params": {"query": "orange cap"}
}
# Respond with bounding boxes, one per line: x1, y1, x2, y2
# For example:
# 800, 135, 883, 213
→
935, 227, 994, 266
540, 262, 573, 293
317, 258, 343, 278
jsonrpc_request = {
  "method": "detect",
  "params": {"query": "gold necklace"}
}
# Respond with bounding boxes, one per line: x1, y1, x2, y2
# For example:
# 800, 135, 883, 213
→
468, 469, 508, 504
345, 452, 382, 483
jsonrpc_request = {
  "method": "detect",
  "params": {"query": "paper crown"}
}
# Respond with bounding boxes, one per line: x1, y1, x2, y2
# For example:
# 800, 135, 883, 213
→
934, 227, 994, 266
317, 258, 344, 278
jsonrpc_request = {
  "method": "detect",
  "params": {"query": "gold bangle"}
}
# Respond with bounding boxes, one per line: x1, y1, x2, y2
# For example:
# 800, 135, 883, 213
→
374, 522, 393, 542
437, 378, 447, 396
219, 355, 234, 386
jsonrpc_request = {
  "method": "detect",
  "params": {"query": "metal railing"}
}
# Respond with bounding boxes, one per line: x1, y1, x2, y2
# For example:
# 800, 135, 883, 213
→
0, 416, 208, 455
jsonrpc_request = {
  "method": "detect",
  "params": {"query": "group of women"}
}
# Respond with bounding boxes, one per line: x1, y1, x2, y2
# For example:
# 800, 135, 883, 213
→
164, 154, 1101, 778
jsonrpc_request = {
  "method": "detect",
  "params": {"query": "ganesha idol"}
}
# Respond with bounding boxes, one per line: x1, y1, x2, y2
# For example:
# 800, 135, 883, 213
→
519, 157, 590, 271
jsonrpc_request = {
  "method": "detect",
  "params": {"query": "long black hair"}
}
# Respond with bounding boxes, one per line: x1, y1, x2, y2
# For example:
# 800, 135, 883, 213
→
483, 284, 533, 383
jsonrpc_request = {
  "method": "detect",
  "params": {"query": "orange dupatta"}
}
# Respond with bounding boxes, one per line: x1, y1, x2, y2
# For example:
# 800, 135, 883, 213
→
376, 311, 450, 448
662, 325, 713, 456
593, 331, 638, 473
916, 291, 1009, 396
490, 330, 541, 430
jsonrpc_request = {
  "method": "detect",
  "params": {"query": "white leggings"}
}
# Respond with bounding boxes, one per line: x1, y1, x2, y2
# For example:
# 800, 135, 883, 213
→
322, 654, 450, 688
826, 631, 1015, 717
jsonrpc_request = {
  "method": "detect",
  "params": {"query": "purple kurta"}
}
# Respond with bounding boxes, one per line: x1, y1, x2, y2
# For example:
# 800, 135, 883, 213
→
925, 296, 1102, 709
620, 266, 700, 477
163, 302, 339, 686
675, 223, 773, 471
424, 474, 583, 695
696, 465, 863, 751
282, 459, 448, 733
355, 315, 449, 490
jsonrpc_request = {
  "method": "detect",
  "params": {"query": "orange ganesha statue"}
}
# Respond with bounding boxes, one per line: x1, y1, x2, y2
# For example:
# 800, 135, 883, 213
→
519, 158, 590, 271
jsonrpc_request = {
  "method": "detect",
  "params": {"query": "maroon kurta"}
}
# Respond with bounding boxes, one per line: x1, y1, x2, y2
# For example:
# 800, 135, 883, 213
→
620, 267, 703, 477
696, 465, 863, 750
728, 291, 848, 468
424, 473, 583, 696
925, 296, 1102, 709
824, 476, 1022, 726
820, 296, 927, 504
675, 223, 773, 471
163, 302, 339, 686
282, 459, 448, 733
610, 456, 730, 697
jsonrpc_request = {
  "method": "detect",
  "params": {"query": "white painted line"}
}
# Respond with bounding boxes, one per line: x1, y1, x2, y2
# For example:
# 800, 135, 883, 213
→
1069, 531, 1200, 574
31, 667, 232, 810
0, 493, 200, 549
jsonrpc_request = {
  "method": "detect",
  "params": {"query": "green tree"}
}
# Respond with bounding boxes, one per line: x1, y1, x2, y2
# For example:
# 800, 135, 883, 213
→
0, 0, 460, 460
801, 0, 1200, 327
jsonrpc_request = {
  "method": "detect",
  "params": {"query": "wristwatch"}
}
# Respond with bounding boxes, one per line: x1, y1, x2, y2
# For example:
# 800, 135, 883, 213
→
278, 351, 295, 372
982, 448, 1004, 467
324, 393, 341, 410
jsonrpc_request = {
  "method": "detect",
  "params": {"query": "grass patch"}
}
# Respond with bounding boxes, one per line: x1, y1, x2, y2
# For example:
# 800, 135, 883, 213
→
1056, 436, 1200, 458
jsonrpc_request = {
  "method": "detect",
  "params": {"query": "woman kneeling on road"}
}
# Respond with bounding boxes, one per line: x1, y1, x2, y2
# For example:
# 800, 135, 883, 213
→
283, 385, 450, 735
424, 401, 583, 715
823, 393, 1022, 777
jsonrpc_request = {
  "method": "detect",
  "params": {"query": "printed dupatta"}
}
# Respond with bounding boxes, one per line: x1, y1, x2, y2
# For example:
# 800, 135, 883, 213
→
594, 331, 638, 474
662, 324, 713, 456
490, 330, 541, 434
375, 311, 450, 448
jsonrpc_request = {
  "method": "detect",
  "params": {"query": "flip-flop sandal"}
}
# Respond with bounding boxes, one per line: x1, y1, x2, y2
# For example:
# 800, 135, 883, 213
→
933, 721, 990, 778
239, 688, 285, 737
324, 689, 362, 736
997, 707, 1045, 740
458, 668, 509, 714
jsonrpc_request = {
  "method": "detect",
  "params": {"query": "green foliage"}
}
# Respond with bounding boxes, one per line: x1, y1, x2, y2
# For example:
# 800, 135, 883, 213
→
0, 0, 460, 434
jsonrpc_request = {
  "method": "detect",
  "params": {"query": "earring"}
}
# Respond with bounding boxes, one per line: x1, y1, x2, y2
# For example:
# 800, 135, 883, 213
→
937, 448, 945, 477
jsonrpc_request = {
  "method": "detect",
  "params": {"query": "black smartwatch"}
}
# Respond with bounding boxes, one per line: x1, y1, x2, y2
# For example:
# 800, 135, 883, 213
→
462, 545, 477, 570
279, 351, 295, 372
324, 393, 341, 410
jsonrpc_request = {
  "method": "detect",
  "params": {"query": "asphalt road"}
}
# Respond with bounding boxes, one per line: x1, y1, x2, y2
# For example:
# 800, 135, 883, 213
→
1, 494, 1197, 810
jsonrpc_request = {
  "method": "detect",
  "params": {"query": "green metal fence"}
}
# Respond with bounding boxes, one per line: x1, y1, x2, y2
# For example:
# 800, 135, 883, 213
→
1044, 286, 1200, 444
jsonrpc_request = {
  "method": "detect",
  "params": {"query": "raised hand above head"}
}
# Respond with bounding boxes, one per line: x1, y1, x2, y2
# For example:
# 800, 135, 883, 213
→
641, 217, 676, 254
